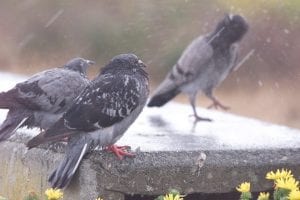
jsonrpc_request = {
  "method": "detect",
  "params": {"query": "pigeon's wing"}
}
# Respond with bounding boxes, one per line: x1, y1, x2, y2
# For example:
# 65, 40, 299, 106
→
44, 73, 143, 138
148, 36, 214, 106
15, 68, 89, 113
170, 36, 214, 85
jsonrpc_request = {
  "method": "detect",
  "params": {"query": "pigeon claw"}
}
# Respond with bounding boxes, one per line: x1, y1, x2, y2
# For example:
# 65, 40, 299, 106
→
106, 145, 135, 160
194, 115, 212, 122
189, 114, 212, 122
207, 99, 230, 110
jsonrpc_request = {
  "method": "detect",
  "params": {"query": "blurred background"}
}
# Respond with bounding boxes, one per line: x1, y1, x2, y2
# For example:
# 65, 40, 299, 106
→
0, 0, 299, 128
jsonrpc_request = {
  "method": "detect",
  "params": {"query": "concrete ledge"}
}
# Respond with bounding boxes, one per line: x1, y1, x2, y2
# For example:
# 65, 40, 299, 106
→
0, 137, 206, 200
1, 103, 300, 199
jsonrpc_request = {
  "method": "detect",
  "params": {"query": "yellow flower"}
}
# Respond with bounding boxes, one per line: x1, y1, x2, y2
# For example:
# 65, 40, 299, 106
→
45, 188, 63, 200
276, 177, 299, 191
236, 182, 251, 193
163, 193, 184, 200
266, 169, 293, 180
96, 198, 103, 200
258, 192, 270, 200
288, 190, 300, 200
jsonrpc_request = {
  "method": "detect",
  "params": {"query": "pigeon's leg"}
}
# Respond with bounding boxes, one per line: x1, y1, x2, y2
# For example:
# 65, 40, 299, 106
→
189, 92, 212, 122
106, 145, 135, 160
206, 92, 230, 110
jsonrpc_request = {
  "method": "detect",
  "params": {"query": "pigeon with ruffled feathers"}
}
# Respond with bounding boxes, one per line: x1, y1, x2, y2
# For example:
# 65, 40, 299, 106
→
0, 57, 94, 141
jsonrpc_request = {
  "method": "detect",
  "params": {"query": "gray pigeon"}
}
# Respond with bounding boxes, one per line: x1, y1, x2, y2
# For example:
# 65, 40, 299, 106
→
27, 53, 149, 189
0, 58, 94, 141
148, 14, 249, 121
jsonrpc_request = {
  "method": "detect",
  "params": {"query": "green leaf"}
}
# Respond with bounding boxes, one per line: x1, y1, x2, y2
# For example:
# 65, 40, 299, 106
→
240, 192, 252, 200
154, 195, 164, 200
168, 189, 181, 196
23, 192, 40, 200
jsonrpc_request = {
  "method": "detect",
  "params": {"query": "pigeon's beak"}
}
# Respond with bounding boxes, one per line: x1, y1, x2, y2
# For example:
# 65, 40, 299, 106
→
138, 59, 147, 68
86, 60, 96, 66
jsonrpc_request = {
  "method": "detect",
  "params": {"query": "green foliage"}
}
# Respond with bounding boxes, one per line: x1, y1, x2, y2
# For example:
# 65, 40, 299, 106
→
154, 196, 164, 200
23, 192, 40, 200
273, 188, 290, 200
240, 192, 252, 200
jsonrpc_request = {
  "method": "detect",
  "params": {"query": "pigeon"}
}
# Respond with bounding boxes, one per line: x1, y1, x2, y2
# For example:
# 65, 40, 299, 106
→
27, 53, 149, 189
148, 14, 249, 121
0, 58, 94, 141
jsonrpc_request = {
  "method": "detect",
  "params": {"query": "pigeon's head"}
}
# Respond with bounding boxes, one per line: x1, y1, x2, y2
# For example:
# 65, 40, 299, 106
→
215, 14, 249, 44
64, 57, 95, 75
101, 53, 147, 74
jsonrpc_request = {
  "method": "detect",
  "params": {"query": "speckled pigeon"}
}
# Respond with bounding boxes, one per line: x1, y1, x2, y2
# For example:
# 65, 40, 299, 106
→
148, 14, 249, 121
27, 53, 149, 189
0, 58, 94, 141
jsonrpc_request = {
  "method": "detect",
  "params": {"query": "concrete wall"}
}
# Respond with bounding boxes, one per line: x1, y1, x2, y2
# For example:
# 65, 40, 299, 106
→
1, 104, 300, 199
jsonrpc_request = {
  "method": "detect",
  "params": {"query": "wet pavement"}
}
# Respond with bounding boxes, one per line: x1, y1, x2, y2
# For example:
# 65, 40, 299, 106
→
1, 72, 300, 200
119, 102, 300, 151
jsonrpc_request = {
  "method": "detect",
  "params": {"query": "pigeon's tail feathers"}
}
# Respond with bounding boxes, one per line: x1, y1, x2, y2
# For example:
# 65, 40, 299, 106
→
148, 71, 182, 107
26, 131, 54, 149
148, 86, 180, 107
0, 90, 18, 109
0, 110, 29, 142
48, 140, 90, 189
26, 130, 72, 149
43, 117, 69, 137
27, 118, 74, 149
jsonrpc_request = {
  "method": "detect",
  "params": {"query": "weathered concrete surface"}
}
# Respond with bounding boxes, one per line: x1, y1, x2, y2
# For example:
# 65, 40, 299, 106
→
0, 136, 206, 200
1, 102, 300, 200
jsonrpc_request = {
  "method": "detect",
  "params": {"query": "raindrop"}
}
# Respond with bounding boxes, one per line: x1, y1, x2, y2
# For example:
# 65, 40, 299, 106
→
283, 29, 290, 34
207, 26, 225, 44
44, 9, 64, 28
18, 33, 35, 48
233, 49, 255, 72
258, 80, 263, 87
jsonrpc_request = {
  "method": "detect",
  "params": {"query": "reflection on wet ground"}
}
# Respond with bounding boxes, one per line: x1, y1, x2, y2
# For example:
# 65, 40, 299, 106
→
119, 103, 300, 151
148, 115, 169, 128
